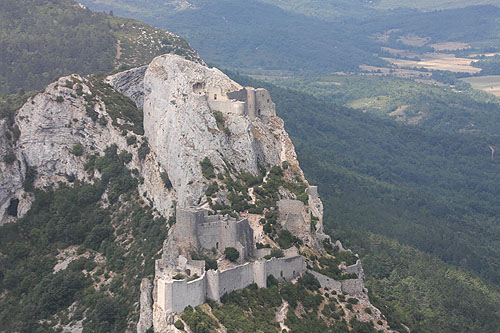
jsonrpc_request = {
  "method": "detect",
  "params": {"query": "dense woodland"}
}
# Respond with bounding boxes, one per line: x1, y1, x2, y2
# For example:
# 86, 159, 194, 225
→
272, 75, 500, 135
0, 0, 116, 94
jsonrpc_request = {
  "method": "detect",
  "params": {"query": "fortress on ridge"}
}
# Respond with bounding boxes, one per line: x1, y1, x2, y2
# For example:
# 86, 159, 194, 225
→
155, 206, 306, 314
192, 82, 276, 119
153, 204, 365, 317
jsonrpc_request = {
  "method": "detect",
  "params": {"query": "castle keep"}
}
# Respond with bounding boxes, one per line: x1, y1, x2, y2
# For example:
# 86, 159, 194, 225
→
193, 82, 276, 119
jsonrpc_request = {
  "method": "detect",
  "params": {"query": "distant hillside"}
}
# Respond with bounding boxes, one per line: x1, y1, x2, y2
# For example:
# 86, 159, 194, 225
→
0, 0, 200, 95
79, 0, 387, 75
80, 0, 500, 78
260, 0, 500, 18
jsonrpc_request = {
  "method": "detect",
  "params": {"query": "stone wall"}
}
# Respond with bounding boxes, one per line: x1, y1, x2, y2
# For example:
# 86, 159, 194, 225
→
341, 278, 365, 296
265, 256, 305, 281
307, 270, 342, 292
158, 273, 207, 314
307, 269, 366, 296
157, 255, 305, 314
217, 262, 254, 297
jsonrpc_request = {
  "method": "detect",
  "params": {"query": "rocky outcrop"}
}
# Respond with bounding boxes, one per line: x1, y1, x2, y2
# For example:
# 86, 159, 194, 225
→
137, 278, 154, 333
0, 119, 24, 225
109, 54, 307, 211
0, 53, 390, 332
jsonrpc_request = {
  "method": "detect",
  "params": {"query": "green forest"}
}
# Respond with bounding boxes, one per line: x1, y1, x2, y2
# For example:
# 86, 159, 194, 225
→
2, 0, 500, 331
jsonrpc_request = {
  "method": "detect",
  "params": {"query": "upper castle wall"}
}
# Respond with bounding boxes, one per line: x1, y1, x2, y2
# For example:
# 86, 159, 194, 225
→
205, 86, 276, 120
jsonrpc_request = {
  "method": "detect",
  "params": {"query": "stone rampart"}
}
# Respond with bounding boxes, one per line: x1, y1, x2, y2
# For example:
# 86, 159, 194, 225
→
307, 270, 342, 292
158, 255, 305, 314
341, 278, 365, 295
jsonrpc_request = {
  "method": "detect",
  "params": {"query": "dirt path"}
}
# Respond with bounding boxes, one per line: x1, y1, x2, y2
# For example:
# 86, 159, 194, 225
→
276, 301, 290, 332
116, 40, 122, 60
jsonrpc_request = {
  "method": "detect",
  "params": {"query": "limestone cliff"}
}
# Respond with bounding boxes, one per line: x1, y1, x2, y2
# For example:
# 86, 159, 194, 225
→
0, 54, 393, 332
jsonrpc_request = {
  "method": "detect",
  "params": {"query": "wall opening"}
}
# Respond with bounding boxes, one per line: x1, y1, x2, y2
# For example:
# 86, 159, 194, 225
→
257, 109, 261, 116
214, 94, 217, 100
280, 270, 283, 278
216, 242, 219, 249
267, 99, 270, 103
193, 82, 205, 94
6, 198, 19, 217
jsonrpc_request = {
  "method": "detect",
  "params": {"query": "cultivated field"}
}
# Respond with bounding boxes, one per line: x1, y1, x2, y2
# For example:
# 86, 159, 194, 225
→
461, 75, 500, 97
383, 53, 482, 73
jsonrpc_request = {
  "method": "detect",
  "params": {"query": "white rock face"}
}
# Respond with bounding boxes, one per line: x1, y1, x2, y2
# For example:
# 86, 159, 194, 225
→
0, 74, 176, 224
0, 119, 24, 225
111, 54, 305, 209
137, 278, 154, 333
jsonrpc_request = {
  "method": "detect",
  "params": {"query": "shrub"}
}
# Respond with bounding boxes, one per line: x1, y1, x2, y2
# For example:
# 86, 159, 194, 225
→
138, 141, 150, 161
200, 157, 216, 179
174, 320, 184, 330
365, 307, 372, 314
347, 298, 359, 304
205, 181, 219, 197
160, 171, 172, 189
126, 135, 136, 146
173, 273, 184, 280
72, 143, 84, 156
270, 248, 284, 258
298, 272, 321, 291
56, 96, 64, 103
277, 230, 301, 249
267, 274, 279, 287
98, 116, 108, 126
224, 247, 239, 262
205, 258, 218, 271
263, 223, 273, 234
23, 165, 37, 192
3, 151, 16, 164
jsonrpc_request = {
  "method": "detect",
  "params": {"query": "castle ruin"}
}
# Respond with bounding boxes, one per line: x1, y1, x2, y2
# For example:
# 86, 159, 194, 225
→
192, 82, 276, 120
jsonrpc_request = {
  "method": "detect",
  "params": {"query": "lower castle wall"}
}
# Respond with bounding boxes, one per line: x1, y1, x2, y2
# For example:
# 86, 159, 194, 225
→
170, 275, 206, 314
217, 262, 254, 298
265, 256, 305, 281
158, 255, 306, 313
307, 270, 341, 292
158, 255, 365, 315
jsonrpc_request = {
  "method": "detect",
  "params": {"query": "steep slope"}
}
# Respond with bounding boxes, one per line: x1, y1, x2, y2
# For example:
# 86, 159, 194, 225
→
0, 54, 394, 332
